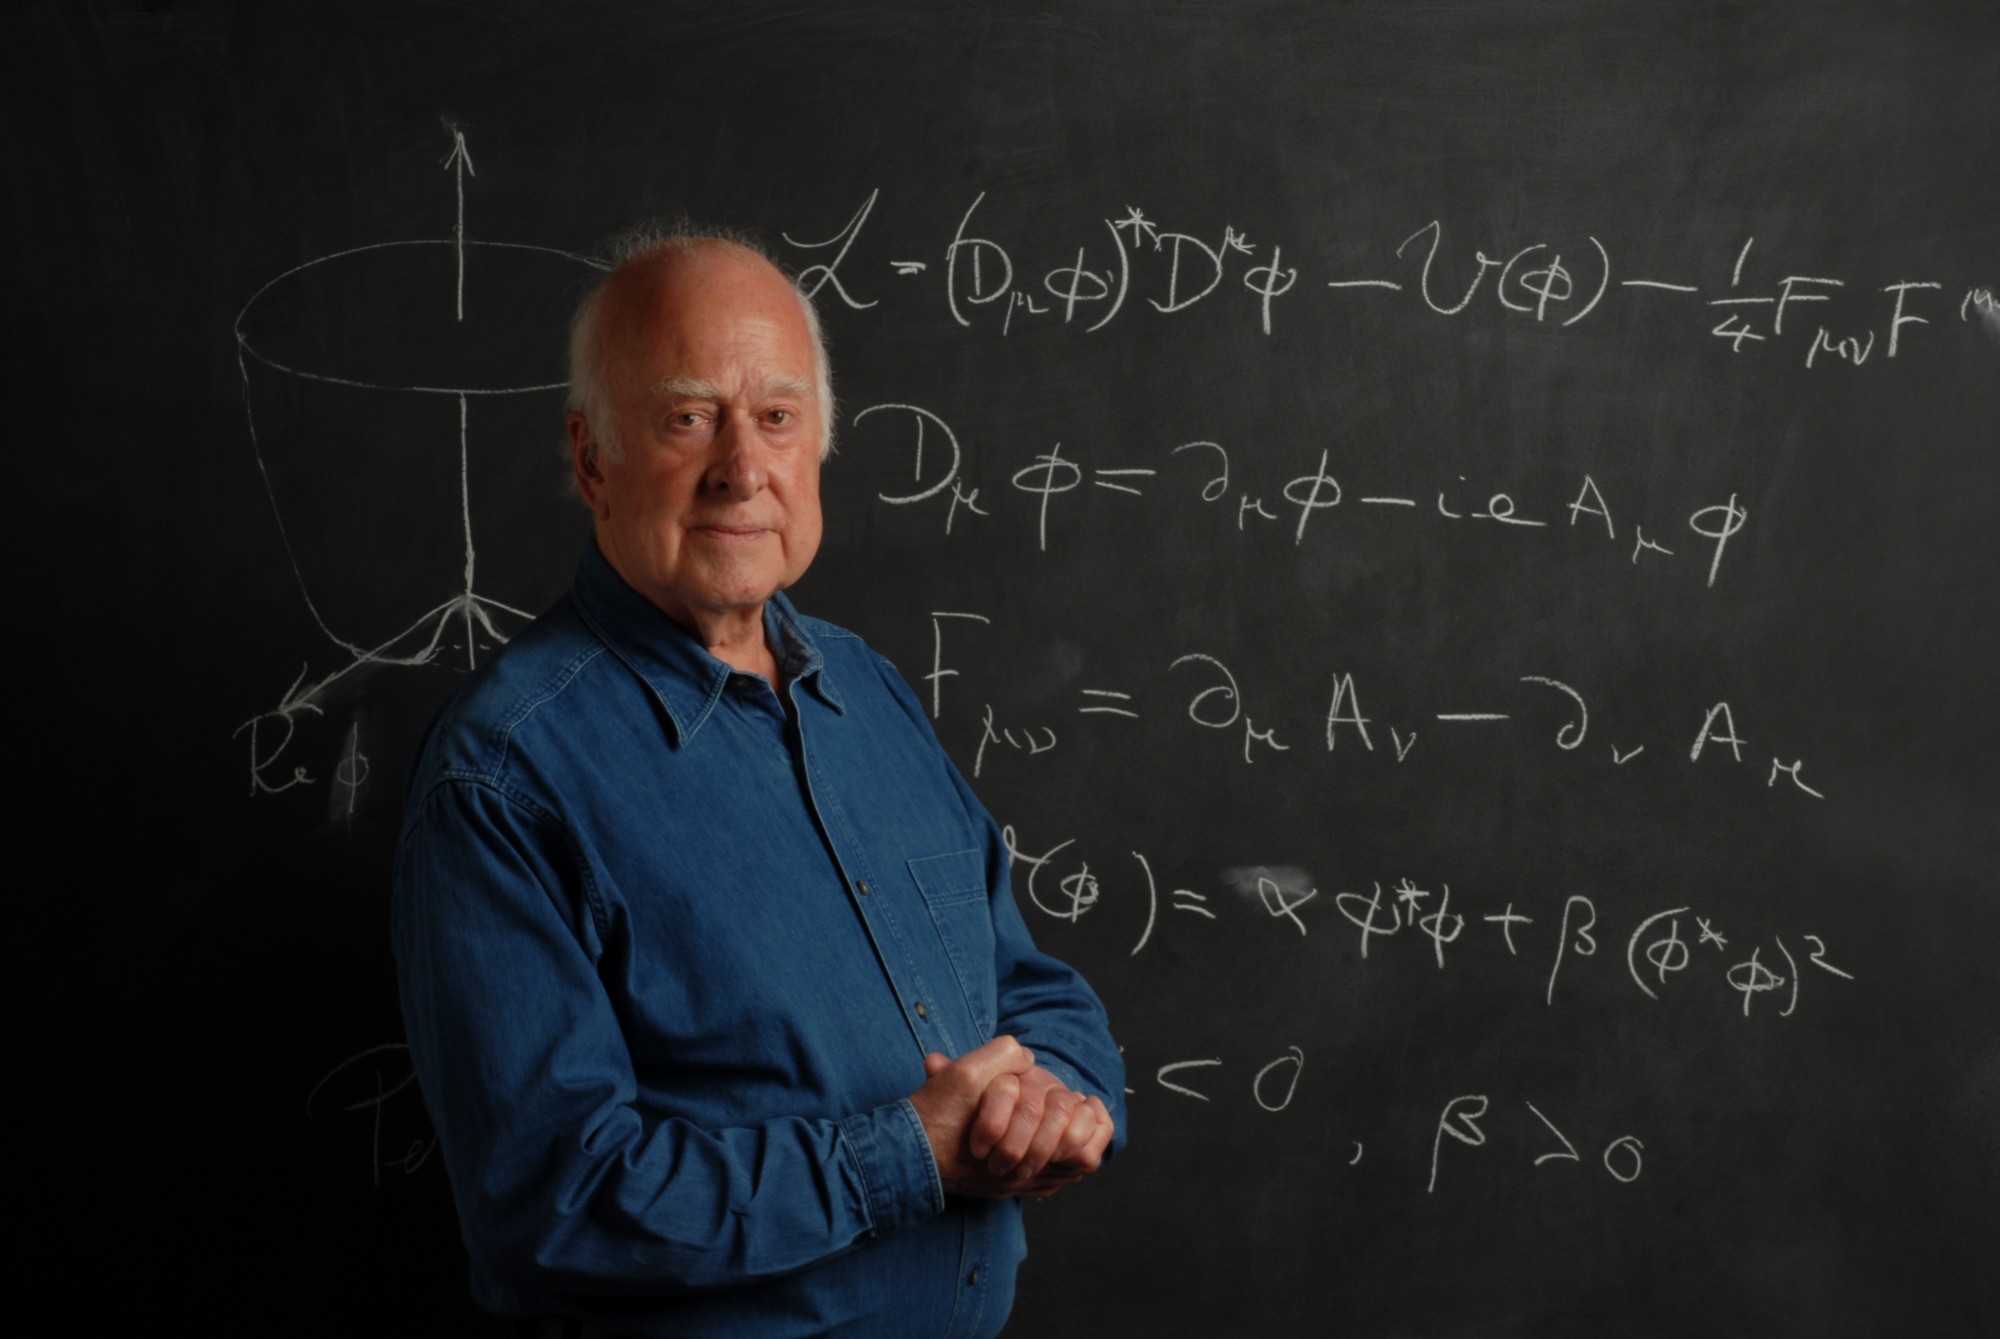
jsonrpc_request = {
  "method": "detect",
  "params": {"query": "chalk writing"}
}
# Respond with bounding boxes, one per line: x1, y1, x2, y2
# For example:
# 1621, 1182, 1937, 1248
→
861, 408, 1756, 589
783, 189, 881, 311
248, 147, 1953, 1233
917, 608, 1828, 803
237, 126, 594, 798
783, 191, 1972, 357
1256, 872, 1317, 936
1152, 1048, 1309, 1112
1128, 1047, 1666, 1195
1430, 1095, 1642, 1193
1006, 820, 1858, 1013
1429, 1094, 1489, 1193
1320, 221, 1955, 362
1156, 1058, 1223, 1102
1011, 443, 1083, 552
974, 703, 1057, 778
306, 1043, 438, 1187
1171, 653, 1291, 764
924, 611, 989, 719
855, 402, 964, 509
1129, 851, 1160, 956
332, 715, 370, 829
1253, 1047, 1306, 1113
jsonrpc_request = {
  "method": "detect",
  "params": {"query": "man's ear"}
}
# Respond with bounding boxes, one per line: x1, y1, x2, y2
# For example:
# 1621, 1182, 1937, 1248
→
568, 412, 610, 517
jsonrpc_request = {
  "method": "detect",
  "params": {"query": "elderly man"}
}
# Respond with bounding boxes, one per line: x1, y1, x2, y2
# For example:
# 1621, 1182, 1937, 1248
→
391, 230, 1124, 1339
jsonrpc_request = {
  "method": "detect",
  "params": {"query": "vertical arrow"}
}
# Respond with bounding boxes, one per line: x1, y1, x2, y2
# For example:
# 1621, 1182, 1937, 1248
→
458, 392, 477, 667
442, 124, 476, 320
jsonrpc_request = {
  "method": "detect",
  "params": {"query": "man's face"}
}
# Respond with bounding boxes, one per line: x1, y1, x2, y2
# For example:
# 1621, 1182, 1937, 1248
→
571, 246, 824, 638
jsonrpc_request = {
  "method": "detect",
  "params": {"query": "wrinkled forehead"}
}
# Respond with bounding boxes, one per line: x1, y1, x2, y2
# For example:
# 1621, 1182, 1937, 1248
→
601, 246, 815, 384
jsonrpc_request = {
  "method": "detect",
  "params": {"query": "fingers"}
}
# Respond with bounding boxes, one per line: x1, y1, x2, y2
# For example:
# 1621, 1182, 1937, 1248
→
984, 1066, 1091, 1180
968, 1073, 1020, 1160
1013, 1096, 1076, 1180
942, 1035, 1035, 1097
1046, 1094, 1100, 1166
1049, 1096, 1114, 1174
907, 1036, 1034, 1187
910, 1040, 1114, 1199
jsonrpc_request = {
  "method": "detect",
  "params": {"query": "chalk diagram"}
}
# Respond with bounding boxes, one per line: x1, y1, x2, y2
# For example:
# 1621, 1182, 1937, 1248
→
234, 128, 605, 808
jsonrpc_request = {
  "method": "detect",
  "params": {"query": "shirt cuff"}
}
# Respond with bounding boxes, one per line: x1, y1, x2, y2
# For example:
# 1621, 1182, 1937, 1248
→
837, 1098, 945, 1236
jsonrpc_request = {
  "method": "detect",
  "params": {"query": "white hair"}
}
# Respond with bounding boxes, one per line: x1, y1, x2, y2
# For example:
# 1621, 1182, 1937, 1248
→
565, 220, 836, 466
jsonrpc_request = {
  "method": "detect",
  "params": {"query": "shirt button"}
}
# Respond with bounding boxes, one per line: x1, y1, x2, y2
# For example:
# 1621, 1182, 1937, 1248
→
915, 1002, 928, 1019
967, 1266, 980, 1286
856, 880, 871, 897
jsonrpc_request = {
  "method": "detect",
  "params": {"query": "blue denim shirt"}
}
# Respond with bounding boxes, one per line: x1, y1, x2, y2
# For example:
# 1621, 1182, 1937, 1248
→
392, 543, 1125, 1338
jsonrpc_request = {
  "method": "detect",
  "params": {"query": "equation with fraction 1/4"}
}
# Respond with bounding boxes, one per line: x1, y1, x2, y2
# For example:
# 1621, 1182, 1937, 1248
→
786, 189, 1994, 362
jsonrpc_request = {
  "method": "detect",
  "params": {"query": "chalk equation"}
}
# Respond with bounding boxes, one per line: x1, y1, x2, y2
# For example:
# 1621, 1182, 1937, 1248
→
306, 1042, 439, 1187
860, 404, 1751, 588
786, 190, 1987, 364
237, 138, 1983, 809
1426, 1094, 1646, 1193
930, 614, 1828, 799
1007, 829, 1855, 1014
1138, 1049, 1648, 1193
1336, 226, 1956, 369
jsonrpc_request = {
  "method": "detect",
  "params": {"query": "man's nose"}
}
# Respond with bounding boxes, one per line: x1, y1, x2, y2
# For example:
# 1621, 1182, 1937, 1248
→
706, 413, 767, 497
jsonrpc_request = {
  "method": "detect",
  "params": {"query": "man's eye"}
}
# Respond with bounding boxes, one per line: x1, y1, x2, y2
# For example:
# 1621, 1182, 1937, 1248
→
670, 412, 703, 427
766, 409, 792, 425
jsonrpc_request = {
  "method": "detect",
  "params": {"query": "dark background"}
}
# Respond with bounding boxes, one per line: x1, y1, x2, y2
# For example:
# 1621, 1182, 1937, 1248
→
16, 2, 1997, 1334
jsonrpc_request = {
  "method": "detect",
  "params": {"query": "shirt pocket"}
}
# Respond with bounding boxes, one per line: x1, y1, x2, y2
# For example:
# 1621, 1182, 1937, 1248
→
907, 848, 998, 1039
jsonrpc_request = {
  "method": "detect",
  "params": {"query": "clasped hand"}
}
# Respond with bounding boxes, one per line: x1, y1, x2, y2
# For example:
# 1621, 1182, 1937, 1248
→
906, 1035, 1114, 1199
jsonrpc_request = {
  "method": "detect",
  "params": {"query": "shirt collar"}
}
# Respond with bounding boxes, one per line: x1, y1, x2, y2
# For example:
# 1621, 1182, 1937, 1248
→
568, 540, 843, 746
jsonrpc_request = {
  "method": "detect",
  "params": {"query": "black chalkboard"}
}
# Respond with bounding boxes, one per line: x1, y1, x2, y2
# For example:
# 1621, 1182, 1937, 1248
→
26, 2, 1998, 1334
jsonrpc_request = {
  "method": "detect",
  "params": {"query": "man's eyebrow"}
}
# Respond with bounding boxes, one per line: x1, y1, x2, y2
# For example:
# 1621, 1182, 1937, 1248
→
650, 376, 722, 401
648, 375, 813, 401
761, 375, 814, 400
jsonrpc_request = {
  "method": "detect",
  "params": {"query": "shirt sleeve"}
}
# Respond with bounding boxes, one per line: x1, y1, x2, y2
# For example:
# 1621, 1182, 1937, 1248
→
965, 770, 1130, 1158
391, 775, 943, 1306
876, 658, 1130, 1159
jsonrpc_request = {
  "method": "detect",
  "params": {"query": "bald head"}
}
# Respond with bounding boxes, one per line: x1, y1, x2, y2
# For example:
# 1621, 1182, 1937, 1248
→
567, 232, 834, 465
